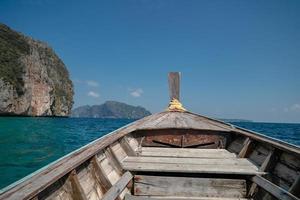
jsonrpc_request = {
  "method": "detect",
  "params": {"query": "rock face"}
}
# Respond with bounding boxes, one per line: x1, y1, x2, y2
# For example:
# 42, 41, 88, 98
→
0, 24, 73, 116
72, 101, 151, 119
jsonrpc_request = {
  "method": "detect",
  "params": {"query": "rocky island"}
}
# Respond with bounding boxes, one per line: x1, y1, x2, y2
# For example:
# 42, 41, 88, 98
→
0, 24, 73, 116
72, 101, 151, 119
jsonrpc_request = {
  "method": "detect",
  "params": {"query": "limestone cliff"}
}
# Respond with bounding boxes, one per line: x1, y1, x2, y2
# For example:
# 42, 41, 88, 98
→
0, 24, 73, 116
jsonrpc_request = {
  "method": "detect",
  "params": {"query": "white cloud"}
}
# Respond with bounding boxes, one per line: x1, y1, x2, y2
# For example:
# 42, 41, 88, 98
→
283, 103, 300, 112
87, 91, 100, 98
130, 88, 143, 97
291, 103, 300, 111
86, 80, 99, 87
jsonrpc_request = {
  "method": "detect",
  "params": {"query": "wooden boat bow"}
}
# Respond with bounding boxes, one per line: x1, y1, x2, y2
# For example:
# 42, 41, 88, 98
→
0, 72, 299, 200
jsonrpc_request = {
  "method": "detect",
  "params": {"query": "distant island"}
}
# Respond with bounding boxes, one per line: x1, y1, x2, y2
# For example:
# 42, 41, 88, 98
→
0, 24, 73, 116
71, 101, 151, 119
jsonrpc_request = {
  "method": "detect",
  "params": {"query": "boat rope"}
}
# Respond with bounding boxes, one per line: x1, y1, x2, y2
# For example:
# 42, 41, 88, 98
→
167, 98, 186, 112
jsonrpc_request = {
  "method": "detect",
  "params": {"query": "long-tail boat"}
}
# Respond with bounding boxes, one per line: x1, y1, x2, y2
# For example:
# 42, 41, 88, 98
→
0, 72, 299, 200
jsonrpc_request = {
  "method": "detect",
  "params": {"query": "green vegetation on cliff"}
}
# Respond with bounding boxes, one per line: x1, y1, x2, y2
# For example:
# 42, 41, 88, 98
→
72, 101, 151, 119
0, 24, 29, 94
0, 23, 74, 116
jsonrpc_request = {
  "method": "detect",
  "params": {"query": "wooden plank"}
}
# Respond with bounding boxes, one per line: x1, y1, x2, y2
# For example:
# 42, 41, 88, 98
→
280, 153, 300, 170
259, 149, 278, 171
110, 142, 128, 163
102, 171, 133, 200
248, 145, 270, 166
274, 162, 299, 184
140, 148, 236, 158
168, 72, 180, 101
125, 194, 250, 200
238, 138, 254, 158
105, 147, 124, 175
134, 175, 246, 198
251, 175, 299, 200
142, 147, 230, 153
120, 137, 137, 156
248, 148, 277, 197
136, 112, 232, 132
90, 156, 112, 193
289, 175, 300, 197
123, 161, 263, 175
124, 156, 257, 168
68, 170, 87, 200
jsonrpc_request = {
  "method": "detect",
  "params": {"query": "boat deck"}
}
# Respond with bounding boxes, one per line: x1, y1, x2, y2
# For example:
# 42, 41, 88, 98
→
113, 147, 261, 200
122, 147, 262, 175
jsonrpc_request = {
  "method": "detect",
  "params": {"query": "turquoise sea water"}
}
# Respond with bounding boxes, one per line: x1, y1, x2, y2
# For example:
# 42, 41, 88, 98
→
0, 117, 299, 190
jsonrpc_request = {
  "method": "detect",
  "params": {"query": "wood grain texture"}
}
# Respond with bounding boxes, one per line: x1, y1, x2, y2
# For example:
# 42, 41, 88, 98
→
68, 170, 87, 200
102, 171, 133, 200
134, 175, 246, 198
124, 156, 256, 167
120, 137, 137, 156
289, 175, 300, 197
91, 156, 112, 193
125, 194, 250, 200
168, 72, 180, 101
140, 147, 236, 158
105, 147, 123, 175
123, 160, 262, 175
248, 149, 278, 197
135, 112, 233, 132
251, 176, 299, 200
238, 138, 254, 158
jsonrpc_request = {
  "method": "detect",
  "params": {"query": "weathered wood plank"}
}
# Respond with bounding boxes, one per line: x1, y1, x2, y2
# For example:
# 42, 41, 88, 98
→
105, 147, 123, 175
260, 149, 278, 172
134, 175, 246, 198
248, 145, 270, 166
110, 142, 128, 163
280, 153, 300, 170
136, 112, 232, 132
142, 147, 230, 153
140, 147, 236, 158
251, 175, 299, 200
238, 138, 254, 158
168, 72, 180, 101
124, 156, 257, 168
125, 195, 250, 200
248, 148, 278, 197
120, 137, 137, 156
273, 162, 299, 184
77, 163, 102, 199
289, 175, 300, 197
90, 156, 112, 193
68, 170, 87, 200
123, 161, 263, 175
102, 171, 133, 200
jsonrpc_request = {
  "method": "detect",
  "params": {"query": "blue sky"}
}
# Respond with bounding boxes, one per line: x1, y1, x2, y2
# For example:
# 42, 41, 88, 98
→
1, 0, 300, 122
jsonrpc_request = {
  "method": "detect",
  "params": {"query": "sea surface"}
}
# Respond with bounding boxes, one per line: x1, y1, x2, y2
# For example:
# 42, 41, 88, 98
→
0, 117, 299, 190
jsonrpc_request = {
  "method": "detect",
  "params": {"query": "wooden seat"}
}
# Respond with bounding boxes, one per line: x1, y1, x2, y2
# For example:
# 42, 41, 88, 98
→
139, 147, 237, 158
125, 195, 251, 200
123, 148, 262, 175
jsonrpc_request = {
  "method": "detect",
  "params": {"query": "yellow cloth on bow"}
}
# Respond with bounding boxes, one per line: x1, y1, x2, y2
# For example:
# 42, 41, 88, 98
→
167, 98, 186, 112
